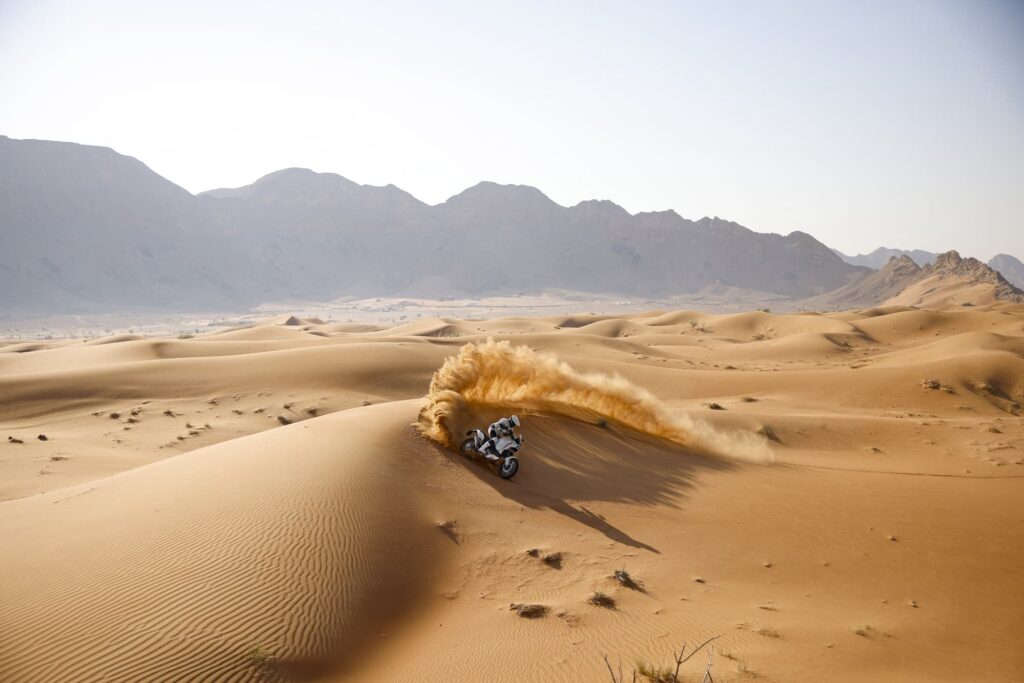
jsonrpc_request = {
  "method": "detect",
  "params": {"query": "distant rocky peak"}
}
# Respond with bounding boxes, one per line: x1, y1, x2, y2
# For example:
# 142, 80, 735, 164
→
929, 250, 994, 278
832, 246, 940, 269
694, 216, 753, 237
570, 199, 631, 219
442, 182, 561, 218
635, 209, 682, 220
924, 250, 1024, 295
251, 167, 357, 191
200, 167, 358, 201
447, 181, 553, 203
988, 253, 1024, 289
884, 254, 923, 274
573, 198, 627, 210
785, 230, 823, 246
200, 168, 429, 209
931, 249, 966, 269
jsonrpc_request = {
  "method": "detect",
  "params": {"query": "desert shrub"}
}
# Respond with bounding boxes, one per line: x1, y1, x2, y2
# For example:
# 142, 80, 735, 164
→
689, 321, 713, 334
636, 660, 675, 682
246, 644, 276, 669
603, 636, 719, 683
510, 603, 548, 618
542, 551, 562, 566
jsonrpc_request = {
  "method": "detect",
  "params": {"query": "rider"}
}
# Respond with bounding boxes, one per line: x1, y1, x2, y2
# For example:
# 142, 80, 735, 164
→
483, 415, 521, 460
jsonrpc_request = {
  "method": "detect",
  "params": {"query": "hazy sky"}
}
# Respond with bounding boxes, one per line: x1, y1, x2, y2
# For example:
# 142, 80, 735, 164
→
1, 0, 1022, 259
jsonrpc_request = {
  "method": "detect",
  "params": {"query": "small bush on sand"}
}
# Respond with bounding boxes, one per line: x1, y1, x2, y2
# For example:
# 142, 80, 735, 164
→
689, 321, 713, 334
510, 603, 548, 619
636, 660, 674, 682
246, 644, 276, 668
589, 591, 616, 608
603, 636, 719, 683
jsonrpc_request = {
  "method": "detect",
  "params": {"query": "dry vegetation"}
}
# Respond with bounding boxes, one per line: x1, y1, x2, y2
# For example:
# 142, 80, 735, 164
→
603, 636, 719, 683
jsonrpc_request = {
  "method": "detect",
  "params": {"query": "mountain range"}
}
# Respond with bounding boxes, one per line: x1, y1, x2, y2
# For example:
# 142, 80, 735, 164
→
988, 253, 1024, 290
0, 135, 1020, 314
832, 247, 1024, 291
804, 251, 1024, 310
832, 247, 940, 269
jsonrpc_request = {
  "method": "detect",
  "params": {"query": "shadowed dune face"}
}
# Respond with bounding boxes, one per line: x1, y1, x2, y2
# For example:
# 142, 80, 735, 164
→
0, 404, 448, 682
436, 409, 733, 552
1, 306, 1024, 681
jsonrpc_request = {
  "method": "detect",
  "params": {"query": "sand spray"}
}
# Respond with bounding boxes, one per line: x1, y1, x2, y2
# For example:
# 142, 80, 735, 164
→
417, 339, 771, 462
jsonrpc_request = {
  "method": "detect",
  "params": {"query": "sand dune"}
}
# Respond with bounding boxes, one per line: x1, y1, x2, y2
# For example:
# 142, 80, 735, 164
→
2, 306, 1023, 681
886, 276, 1017, 308
1, 403, 448, 681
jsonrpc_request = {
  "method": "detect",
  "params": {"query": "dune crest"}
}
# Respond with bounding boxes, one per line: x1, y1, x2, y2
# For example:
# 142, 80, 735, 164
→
417, 338, 771, 462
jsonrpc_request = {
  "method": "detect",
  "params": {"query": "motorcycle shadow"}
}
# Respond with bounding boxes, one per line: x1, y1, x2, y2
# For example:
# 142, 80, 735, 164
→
439, 411, 734, 552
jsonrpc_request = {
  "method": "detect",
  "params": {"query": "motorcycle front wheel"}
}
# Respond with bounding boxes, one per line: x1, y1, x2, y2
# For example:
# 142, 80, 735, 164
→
460, 438, 476, 456
499, 456, 519, 479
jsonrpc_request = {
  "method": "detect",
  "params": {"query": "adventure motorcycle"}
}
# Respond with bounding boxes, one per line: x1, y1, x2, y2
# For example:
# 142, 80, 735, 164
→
460, 428, 523, 479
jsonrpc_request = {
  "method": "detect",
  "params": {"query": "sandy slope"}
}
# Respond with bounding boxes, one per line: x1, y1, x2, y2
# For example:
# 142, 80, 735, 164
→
0, 403, 449, 681
2, 307, 1024, 681
799, 251, 1024, 311
885, 275, 1018, 308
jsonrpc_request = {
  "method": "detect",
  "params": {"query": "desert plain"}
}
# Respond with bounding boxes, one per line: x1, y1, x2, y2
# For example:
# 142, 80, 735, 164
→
1, 305, 1023, 681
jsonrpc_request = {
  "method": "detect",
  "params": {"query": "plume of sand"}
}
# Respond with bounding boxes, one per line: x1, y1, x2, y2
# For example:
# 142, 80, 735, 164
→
416, 339, 771, 462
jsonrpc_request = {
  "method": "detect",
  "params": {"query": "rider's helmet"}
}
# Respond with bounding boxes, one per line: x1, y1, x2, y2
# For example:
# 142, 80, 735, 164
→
509, 415, 520, 428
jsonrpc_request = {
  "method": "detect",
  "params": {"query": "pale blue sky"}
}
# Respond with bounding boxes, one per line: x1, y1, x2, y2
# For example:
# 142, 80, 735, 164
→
1, 0, 1022, 259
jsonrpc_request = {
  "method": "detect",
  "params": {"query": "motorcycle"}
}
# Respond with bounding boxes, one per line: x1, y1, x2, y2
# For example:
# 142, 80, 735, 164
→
460, 428, 523, 479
